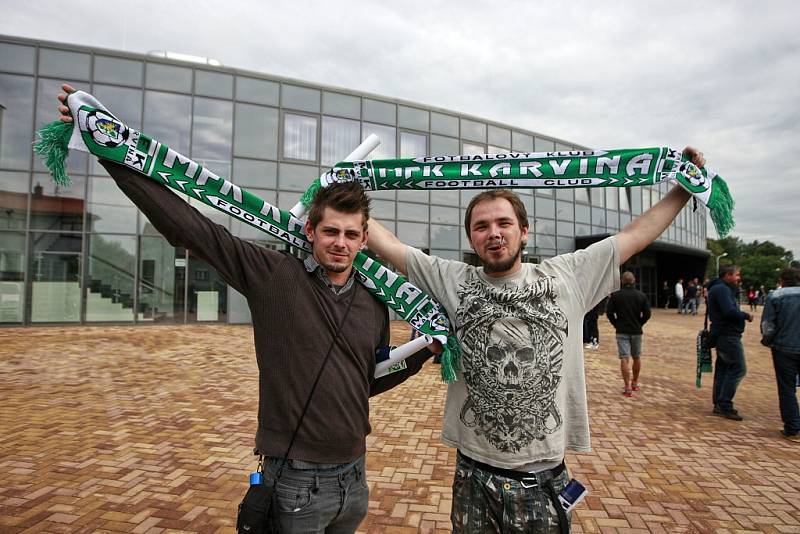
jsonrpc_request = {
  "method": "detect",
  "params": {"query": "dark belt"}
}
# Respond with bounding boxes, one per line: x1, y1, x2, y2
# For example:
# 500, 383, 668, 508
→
458, 451, 565, 483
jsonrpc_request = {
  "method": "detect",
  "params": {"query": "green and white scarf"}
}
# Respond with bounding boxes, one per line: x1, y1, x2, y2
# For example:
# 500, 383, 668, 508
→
299, 149, 734, 238
35, 91, 460, 381
35, 91, 736, 382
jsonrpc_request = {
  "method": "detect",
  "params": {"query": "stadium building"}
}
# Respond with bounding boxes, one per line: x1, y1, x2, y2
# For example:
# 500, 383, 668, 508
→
0, 35, 709, 326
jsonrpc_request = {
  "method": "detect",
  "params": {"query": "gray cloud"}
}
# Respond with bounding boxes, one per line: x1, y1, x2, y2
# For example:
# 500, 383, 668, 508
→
2, 0, 798, 257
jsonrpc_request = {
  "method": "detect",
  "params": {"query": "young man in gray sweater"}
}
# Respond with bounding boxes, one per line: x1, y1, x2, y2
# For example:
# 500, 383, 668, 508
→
58, 84, 437, 533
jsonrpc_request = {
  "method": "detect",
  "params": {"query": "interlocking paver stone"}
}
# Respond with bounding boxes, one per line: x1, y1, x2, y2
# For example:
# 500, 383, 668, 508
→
1, 308, 799, 532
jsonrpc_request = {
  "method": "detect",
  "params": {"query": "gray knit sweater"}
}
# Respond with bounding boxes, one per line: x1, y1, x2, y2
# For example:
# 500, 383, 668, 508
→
102, 161, 432, 463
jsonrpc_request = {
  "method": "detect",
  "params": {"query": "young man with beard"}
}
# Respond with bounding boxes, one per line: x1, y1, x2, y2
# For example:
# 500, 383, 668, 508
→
365, 146, 705, 534
57, 84, 438, 533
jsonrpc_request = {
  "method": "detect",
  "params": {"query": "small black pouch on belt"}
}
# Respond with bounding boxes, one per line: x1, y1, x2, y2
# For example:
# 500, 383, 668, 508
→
236, 480, 280, 533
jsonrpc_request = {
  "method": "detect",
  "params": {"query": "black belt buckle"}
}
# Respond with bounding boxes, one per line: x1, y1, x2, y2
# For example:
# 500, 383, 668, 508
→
520, 476, 539, 489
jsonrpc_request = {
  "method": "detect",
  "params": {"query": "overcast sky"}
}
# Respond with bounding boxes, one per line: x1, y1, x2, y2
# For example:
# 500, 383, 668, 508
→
2, 0, 798, 258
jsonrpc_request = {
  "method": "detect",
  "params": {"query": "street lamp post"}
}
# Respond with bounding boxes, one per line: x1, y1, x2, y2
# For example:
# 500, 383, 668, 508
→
715, 252, 728, 274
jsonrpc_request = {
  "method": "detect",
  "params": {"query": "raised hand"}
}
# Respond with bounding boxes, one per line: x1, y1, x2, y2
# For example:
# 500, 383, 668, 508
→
57, 83, 76, 123
682, 146, 706, 168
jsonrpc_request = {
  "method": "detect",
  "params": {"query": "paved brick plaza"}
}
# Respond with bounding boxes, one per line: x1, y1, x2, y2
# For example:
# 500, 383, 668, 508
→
1, 308, 798, 533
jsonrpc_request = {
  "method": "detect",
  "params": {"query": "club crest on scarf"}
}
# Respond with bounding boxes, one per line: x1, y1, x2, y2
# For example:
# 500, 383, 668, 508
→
81, 109, 129, 148
456, 274, 567, 452
676, 160, 711, 193
332, 168, 357, 182
323, 161, 375, 190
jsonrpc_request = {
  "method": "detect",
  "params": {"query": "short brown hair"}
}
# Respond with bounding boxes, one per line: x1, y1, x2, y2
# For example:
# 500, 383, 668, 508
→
779, 268, 799, 287
621, 271, 636, 285
464, 189, 529, 239
307, 182, 371, 231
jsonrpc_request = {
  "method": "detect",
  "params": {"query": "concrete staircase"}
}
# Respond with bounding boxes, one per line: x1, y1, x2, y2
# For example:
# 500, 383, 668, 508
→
30, 281, 150, 322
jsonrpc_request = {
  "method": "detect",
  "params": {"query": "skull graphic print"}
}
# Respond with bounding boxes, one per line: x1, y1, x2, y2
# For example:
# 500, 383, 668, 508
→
456, 274, 568, 452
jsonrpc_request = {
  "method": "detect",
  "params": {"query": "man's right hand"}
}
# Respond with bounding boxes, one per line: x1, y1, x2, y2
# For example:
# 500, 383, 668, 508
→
57, 84, 76, 123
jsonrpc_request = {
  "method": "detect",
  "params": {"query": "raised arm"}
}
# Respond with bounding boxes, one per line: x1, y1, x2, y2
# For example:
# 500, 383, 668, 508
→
616, 147, 706, 264
366, 218, 410, 275
58, 84, 271, 295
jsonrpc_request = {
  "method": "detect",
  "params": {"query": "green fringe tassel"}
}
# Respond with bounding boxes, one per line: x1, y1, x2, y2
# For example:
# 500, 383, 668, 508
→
707, 175, 735, 238
439, 335, 462, 383
33, 120, 73, 187
695, 360, 712, 389
299, 180, 322, 213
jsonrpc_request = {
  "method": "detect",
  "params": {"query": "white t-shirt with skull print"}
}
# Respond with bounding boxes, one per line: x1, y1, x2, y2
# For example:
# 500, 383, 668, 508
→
406, 237, 619, 469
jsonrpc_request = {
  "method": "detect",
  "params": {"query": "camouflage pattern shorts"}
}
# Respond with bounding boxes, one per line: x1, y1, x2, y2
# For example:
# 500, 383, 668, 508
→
451, 452, 571, 533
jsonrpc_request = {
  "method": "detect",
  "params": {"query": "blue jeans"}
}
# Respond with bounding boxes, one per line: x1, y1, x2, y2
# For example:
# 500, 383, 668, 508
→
712, 335, 747, 411
771, 349, 800, 433
263, 455, 368, 533
451, 452, 571, 533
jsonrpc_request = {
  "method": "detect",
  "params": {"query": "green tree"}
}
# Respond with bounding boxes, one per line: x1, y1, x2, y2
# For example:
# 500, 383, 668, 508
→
706, 236, 795, 290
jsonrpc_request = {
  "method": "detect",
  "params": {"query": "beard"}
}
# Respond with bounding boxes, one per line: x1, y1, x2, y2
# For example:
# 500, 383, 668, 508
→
481, 240, 525, 274
318, 258, 349, 273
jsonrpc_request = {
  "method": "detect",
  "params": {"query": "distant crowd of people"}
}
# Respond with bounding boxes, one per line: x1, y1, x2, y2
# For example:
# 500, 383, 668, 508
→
660, 277, 708, 315
661, 277, 771, 315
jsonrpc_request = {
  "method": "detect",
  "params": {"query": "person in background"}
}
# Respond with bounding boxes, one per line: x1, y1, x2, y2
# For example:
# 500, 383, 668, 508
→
707, 265, 753, 421
660, 280, 672, 310
761, 268, 800, 441
606, 271, 651, 397
684, 279, 698, 315
583, 298, 605, 349
747, 286, 757, 311
675, 278, 685, 313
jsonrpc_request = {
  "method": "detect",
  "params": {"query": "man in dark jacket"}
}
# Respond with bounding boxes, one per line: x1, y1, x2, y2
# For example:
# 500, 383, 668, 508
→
761, 268, 800, 440
58, 84, 438, 533
606, 271, 651, 396
707, 264, 753, 420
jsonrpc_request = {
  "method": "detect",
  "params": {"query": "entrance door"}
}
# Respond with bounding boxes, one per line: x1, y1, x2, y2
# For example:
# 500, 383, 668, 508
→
137, 236, 183, 323
29, 232, 82, 323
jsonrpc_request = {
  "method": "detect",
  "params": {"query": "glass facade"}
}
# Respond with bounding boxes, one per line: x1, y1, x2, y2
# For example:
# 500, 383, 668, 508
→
0, 35, 707, 325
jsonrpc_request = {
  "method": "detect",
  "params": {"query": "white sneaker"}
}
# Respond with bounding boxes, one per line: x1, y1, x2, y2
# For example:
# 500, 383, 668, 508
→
584, 343, 593, 349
